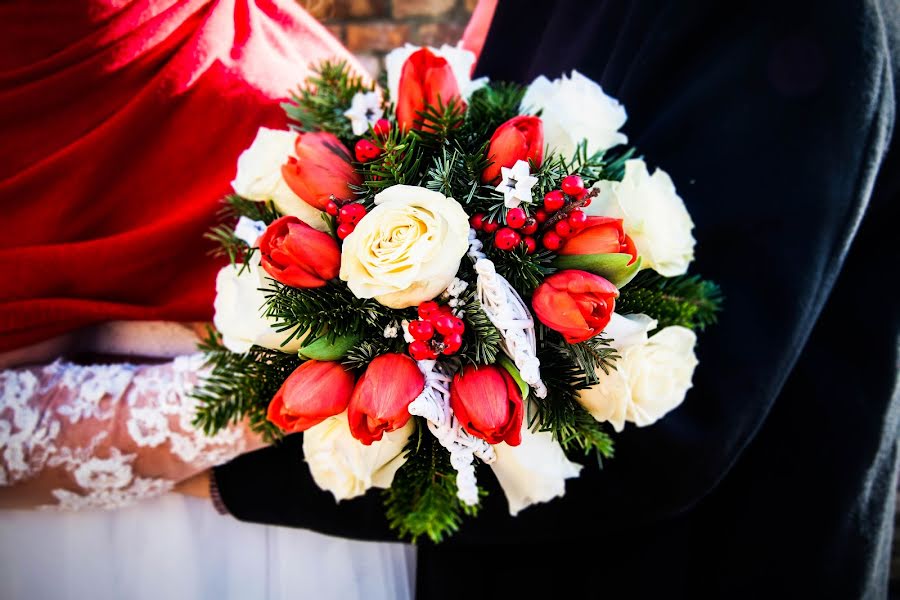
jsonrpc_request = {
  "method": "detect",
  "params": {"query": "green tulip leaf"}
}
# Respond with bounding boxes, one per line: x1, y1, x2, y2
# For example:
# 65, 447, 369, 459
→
552, 253, 643, 288
498, 356, 530, 400
297, 332, 360, 361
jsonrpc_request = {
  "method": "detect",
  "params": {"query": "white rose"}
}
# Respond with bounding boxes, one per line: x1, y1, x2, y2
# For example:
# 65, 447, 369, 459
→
385, 42, 488, 104
490, 409, 583, 516
587, 159, 695, 276
212, 261, 304, 354
520, 70, 627, 159
303, 410, 414, 502
230, 127, 328, 232
339, 185, 470, 308
576, 313, 698, 432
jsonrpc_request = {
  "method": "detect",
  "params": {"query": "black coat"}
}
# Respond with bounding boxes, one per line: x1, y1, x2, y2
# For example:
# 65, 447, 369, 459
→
213, 1, 900, 597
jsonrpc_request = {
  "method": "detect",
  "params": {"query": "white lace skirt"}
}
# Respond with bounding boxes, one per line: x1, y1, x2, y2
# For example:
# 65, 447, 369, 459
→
0, 494, 416, 600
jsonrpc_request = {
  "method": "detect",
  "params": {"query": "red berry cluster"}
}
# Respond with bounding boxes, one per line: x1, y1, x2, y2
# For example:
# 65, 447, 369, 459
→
470, 206, 539, 254
326, 200, 367, 240
353, 118, 391, 162
537, 174, 591, 251
407, 301, 465, 360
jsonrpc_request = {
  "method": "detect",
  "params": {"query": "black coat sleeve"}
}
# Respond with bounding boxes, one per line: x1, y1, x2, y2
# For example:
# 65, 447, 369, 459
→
213, 0, 899, 544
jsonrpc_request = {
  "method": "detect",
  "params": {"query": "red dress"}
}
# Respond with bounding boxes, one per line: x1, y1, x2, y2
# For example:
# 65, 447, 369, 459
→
0, 0, 362, 353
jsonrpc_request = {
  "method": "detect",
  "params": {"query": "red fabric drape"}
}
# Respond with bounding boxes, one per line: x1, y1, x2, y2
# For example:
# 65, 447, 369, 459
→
0, 0, 363, 352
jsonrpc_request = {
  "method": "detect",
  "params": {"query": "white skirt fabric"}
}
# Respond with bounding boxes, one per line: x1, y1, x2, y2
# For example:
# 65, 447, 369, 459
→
0, 494, 416, 600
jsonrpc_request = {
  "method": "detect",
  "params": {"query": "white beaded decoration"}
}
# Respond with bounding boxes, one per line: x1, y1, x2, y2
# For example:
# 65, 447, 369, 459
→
466, 229, 547, 398
407, 359, 496, 506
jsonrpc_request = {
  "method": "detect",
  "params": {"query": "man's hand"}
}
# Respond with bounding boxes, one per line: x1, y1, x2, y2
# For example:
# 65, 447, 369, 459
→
174, 469, 212, 499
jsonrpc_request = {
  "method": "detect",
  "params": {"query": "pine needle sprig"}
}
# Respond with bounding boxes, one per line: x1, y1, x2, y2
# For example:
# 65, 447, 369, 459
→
342, 337, 405, 371
383, 424, 482, 543
263, 279, 389, 347
551, 335, 620, 385
358, 128, 426, 197
410, 98, 467, 148
192, 329, 300, 440
616, 271, 723, 331
490, 246, 556, 296
531, 330, 615, 458
464, 82, 526, 134
204, 195, 279, 265
282, 59, 374, 144
456, 292, 502, 365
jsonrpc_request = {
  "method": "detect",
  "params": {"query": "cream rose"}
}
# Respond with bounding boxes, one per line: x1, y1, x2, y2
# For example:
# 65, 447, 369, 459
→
490, 406, 583, 516
212, 261, 304, 354
385, 42, 487, 104
520, 70, 627, 159
230, 127, 328, 232
303, 410, 414, 502
587, 159, 695, 277
576, 313, 698, 432
339, 185, 470, 308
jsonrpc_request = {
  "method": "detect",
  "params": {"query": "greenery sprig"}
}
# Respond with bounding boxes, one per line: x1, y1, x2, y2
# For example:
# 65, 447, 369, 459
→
383, 424, 482, 543
616, 270, 723, 331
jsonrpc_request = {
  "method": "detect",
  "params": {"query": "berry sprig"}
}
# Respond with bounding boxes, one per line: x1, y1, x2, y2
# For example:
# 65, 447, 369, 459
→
407, 300, 465, 359
470, 206, 539, 254
353, 118, 391, 162
537, 174, 597, 251
326, 199, 368, 239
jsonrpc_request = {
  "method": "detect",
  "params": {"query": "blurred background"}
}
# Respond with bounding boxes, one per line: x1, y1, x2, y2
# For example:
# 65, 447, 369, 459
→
297, 0, 476, 77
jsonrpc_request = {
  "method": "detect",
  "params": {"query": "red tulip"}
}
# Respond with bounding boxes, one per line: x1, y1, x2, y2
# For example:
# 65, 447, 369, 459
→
258, 216, 340, 288
281, 132, 361, 211
481, 116, 544, 184
450, 364, 523, 446
396, 47, 464, 132
348, 353, 425, 445
558, 216, 638, 265
532, 270, 619, 343
267, 360, 356, 433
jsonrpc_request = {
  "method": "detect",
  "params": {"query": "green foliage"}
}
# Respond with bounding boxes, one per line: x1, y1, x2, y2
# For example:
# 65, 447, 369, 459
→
531, 330, 616, 459
554, 335, 620, 385
357, 126, 426, 199
192, 328, 300, 441
204, 195, 280, 265
411, 97, 467, 148
424, 143, 489, 206
457, 292, 502, 365
616, 270, 723, 331
342, 336, 405, 371
383, 424, 481, 543
263, 279, 391, 347
464, 82, 526, 134
490, 246, 556, 296
282, 59, 374, 144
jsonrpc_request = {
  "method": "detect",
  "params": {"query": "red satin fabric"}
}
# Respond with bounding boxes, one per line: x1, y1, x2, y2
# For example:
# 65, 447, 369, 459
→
0, 0, 362, 353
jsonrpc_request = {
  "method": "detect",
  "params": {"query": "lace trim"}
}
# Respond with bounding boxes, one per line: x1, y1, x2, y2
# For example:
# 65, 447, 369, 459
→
1, 354, 246, 509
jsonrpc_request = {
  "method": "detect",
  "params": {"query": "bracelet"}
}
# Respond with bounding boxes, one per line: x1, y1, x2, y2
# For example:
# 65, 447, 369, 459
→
208, 470, 230, 515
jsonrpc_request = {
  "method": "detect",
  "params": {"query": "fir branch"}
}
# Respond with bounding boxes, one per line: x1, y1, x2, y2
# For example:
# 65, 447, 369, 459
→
456, 292, 502, 365
342, 336, 404, 371
616, 271, 723, 331
410, 97, 467, 148
383, 423, 481, 543
424, 143, 485, 205
531, 331, 616, 458
282, 59, 374, 144
490, 245, 556, 296
465, 82, 526, 134
357, 128, 426, 197
551, 335, 620, 385
192, 328, 300, 441
263, 279, 389, 347
204, 195, 279, 265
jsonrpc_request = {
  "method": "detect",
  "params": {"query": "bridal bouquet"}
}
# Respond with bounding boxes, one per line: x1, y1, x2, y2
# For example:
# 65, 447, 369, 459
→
195, 43, 721, 542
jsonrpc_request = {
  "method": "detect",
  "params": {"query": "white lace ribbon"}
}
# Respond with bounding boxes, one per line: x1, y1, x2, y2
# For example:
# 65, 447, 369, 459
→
467, 229, 547, 398
407, 359, 495, 506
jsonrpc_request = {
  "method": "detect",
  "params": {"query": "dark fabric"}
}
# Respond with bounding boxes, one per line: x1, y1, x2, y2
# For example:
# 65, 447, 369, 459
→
214, 1, 900, 597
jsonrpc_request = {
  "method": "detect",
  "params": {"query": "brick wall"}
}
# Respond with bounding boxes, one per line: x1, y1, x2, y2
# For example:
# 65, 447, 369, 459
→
297, 0, 476, 78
